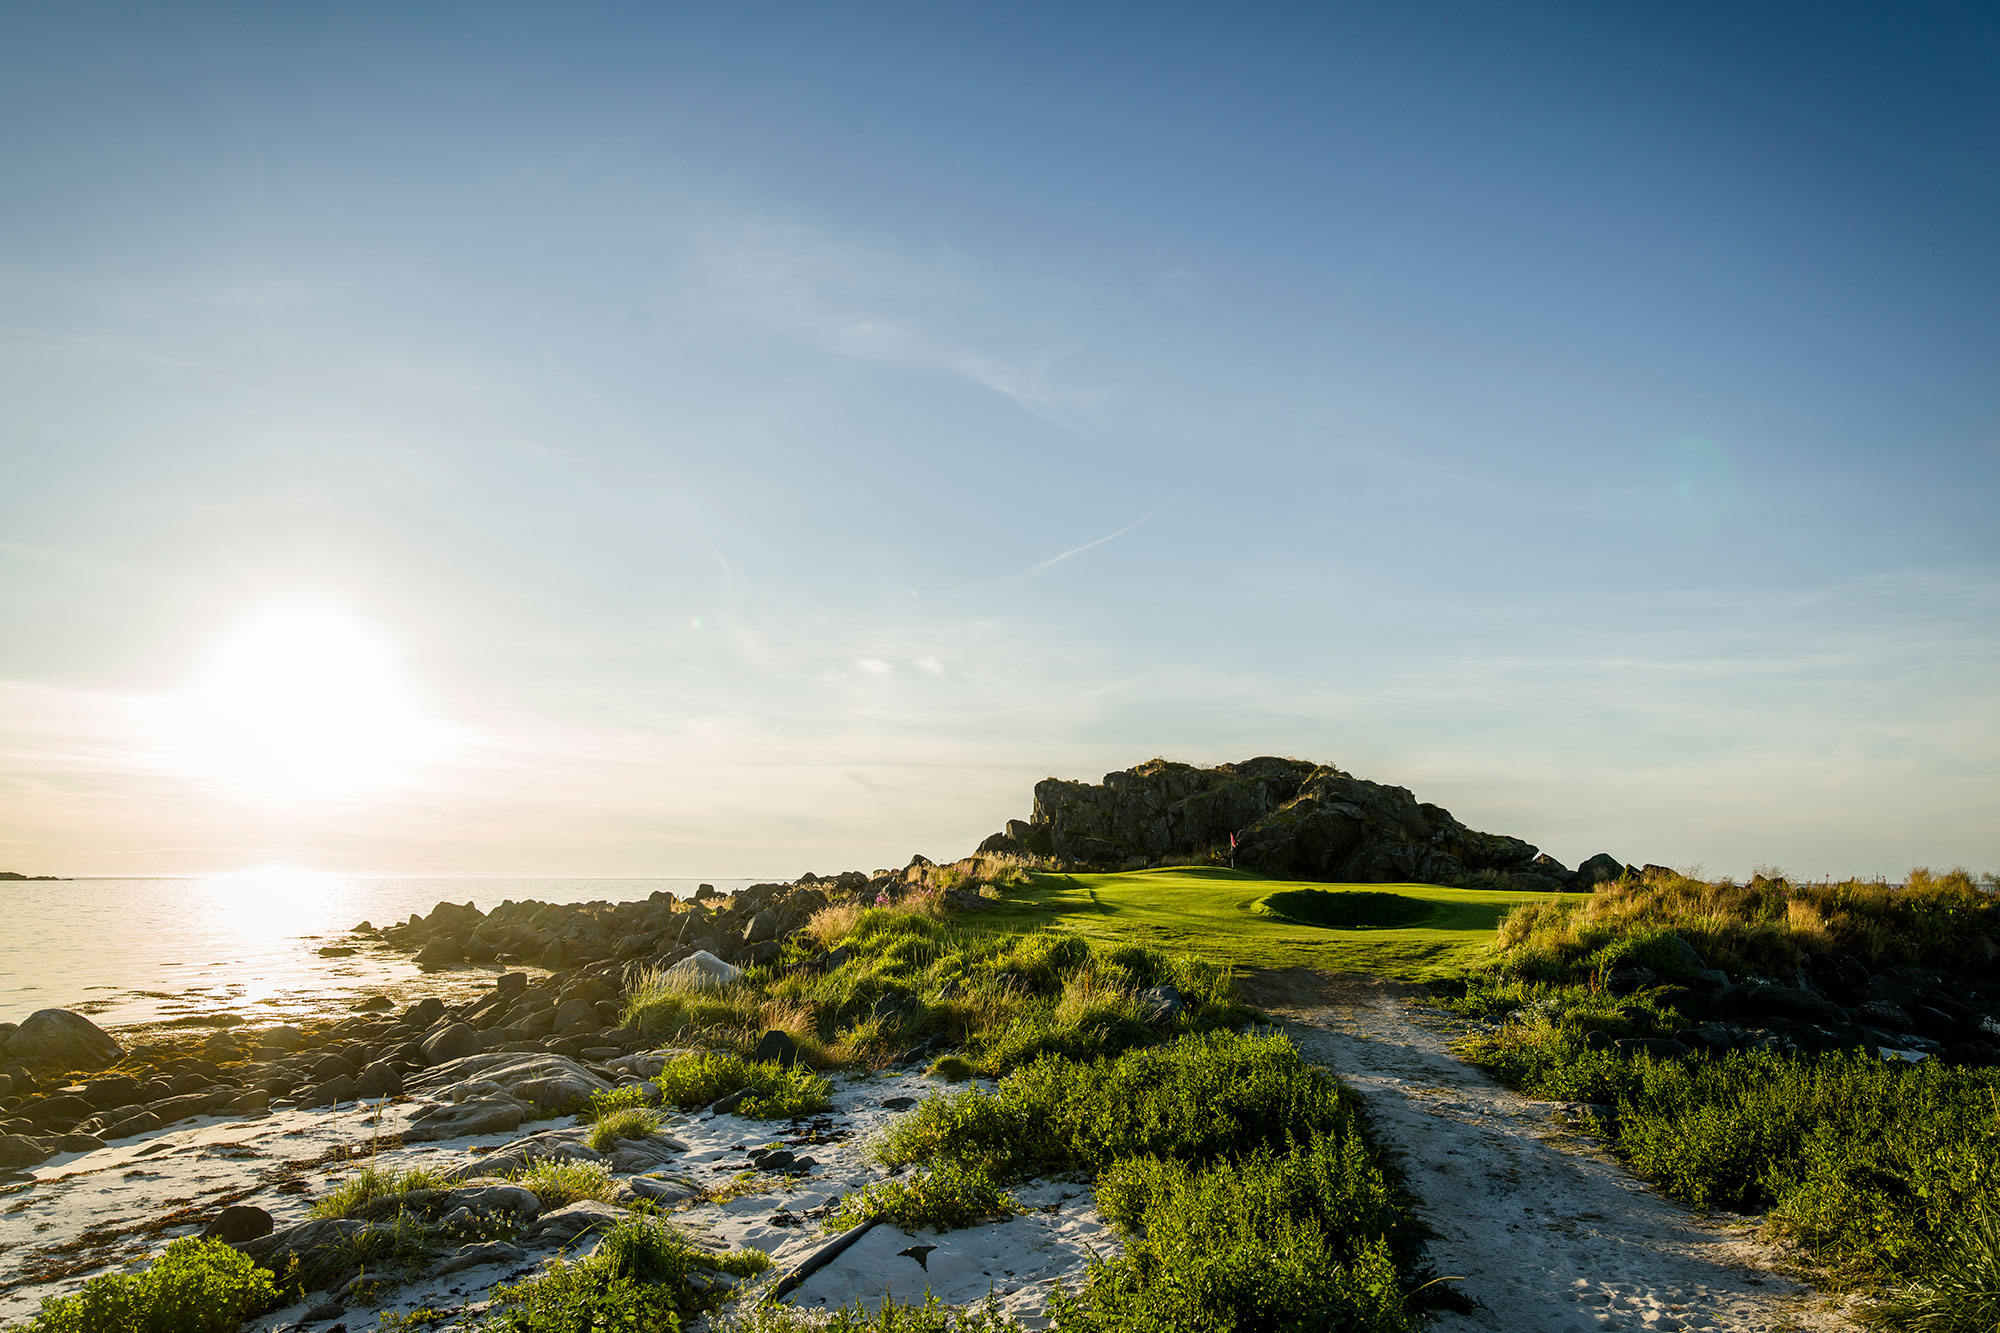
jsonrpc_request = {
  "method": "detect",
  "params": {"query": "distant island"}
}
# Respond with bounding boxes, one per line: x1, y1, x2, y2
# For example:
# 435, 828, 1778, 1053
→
0, 870, 63, 880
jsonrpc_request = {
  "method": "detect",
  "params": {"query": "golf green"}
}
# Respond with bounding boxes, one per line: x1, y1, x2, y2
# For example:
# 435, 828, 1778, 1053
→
981, 866, 1551, 978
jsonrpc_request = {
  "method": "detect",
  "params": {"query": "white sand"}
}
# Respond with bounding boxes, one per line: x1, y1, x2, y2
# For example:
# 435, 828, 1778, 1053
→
1, 1065, 1114, 1330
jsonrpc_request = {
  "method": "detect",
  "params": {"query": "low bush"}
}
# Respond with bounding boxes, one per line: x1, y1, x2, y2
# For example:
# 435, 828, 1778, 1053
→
25, 1238, 282, 1333
879, 1030, 1352, 1180
585, 1084, 659, 1119
481, 1217, 768, 1333
827, 1161, 1018, 1234
1048, 1139, 1411, 1333
651, 1051, 833, 1118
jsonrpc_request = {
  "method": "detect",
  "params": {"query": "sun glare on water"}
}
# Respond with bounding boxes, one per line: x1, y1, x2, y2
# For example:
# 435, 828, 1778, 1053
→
164, 606, 435, 800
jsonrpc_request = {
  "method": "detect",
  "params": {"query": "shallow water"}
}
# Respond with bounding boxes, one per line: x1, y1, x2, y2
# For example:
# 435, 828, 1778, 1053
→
0, 874, 763, 1031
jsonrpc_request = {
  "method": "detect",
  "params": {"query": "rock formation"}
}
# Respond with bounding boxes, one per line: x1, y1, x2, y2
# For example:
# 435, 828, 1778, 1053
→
980, 756, 1637, 889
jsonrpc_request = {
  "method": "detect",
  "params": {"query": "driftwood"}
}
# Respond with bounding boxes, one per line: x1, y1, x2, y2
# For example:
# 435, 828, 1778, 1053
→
764, 1215, 883, 1303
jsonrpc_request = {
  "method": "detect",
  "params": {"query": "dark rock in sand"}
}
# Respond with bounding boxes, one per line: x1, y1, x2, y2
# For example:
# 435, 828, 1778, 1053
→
81, 1075, 139, 1109
99, 1110, 163, 1140
4, 1009, 123, 1069
751, 1029, 802, 1068
203, 1204, 274, 1243
497, 971, 528, 994
521, 1200, 623, 1249
403, 997, 448, 1029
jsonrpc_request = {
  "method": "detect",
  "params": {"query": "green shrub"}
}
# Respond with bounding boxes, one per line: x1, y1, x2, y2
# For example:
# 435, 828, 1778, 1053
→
586, 1084, 659, 1119
827, 1161, 1018, 1234
927, 1054, 976, 1082
482, 1218, 769, 1333
880, 1030, 1351, 1180
1048, 1136, 1411, 1332
587, 1107, 663, 1151
27, 1238, 282, 1333
653, 1051, 831, 1118
482, 1266, 683, 1333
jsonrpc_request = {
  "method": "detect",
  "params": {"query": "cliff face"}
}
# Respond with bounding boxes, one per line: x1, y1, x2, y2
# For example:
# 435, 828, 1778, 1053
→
984, 756, 1589, 890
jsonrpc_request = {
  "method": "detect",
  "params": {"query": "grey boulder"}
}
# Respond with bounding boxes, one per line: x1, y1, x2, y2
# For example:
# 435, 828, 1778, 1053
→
4, 1009, 123, 1070
401, 1097, 526, 1144
521, 1200, 623, 1249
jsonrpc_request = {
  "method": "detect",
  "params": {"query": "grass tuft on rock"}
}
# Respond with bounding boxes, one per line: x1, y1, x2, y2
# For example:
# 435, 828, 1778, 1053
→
506, 1159, 617, 1208
649, 1050, 833, 1118
309, 1164, 450, 1220
586, 1106, 664, 1151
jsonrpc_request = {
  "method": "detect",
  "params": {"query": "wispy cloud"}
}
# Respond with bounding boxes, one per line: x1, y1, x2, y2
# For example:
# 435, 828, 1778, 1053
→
693, 222, 1100, 437
1024, 502, 1171, 576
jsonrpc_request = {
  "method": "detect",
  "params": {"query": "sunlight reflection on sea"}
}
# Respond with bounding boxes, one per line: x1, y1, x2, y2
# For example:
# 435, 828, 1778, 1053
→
0, 875, 763, 1031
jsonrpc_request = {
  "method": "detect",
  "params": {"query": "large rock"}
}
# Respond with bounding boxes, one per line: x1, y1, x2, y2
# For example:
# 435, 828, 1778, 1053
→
422, 1022, 481, 1065
401, 1098, 526, 1143
4, 1009, 123, 1069
0, 1134, 53, 1170
202, 1205, 274, 1243
1024, 757, 1575, 886
655, 950, 741, 991
412, 1051, 612, 1114
520, 1200, 622, 1249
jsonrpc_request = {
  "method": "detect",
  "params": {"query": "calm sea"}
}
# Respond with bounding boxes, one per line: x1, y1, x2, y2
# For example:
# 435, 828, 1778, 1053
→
0, 875, 766, 1033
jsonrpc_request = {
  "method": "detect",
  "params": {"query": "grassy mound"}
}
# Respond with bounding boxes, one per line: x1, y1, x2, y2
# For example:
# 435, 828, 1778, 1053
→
980, 867, 1545, 977
1260, 889, 1437, 931
1454, 867, 2000, 1327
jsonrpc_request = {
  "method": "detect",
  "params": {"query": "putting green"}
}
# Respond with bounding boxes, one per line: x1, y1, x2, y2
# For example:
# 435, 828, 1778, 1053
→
980, 866, 1551, 978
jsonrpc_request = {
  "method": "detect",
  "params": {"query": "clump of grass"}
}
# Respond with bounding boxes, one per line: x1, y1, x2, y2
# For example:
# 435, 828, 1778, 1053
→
480, 1217, 769, 1333
310, 1164, 449, 1220
826, 1161, 1017, 1234
24, 1238, 281, 1333
586, 1106, 663, 1152
653, 1051, 832, 1118
1049, 1136, 1412, 1332
1873, 1203, 2000, 1332
927, 1055, 975, 1082
880, 1030, 1351, 1181
506, 1159, 617, 1208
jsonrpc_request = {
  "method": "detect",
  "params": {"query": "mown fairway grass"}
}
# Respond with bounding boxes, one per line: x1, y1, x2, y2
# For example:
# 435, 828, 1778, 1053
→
984, 867, 1547, 978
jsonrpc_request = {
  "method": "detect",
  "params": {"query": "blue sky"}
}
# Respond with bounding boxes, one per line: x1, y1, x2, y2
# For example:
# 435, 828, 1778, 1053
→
1, 4, 1995, 877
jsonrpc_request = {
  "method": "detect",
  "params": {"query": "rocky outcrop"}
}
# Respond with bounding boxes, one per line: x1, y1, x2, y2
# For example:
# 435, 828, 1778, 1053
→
997, 756, 1609, 888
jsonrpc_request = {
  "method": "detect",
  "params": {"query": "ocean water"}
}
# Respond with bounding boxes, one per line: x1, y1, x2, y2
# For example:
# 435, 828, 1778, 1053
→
0, 875, 764, 1033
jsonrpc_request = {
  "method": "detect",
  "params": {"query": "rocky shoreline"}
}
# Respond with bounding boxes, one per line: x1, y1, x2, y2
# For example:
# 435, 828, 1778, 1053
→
0, 863, 1060, 1327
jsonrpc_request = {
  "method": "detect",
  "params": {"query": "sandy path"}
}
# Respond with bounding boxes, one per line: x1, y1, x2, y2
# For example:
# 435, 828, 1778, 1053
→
1240, 971, 1866, 1333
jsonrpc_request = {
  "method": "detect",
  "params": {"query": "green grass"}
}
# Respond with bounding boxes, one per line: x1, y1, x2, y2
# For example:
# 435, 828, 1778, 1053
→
979, 867, 1545, 979
649, 1051, 833, 1118
718, 1296, 1024, 1332
24, 1238, 282, 1333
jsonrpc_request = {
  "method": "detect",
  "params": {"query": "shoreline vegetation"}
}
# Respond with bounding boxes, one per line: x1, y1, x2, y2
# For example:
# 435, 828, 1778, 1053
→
3, 756, 1997, 1331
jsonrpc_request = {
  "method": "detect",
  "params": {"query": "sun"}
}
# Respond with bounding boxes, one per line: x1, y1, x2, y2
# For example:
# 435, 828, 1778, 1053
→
163, 605, 433, 799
